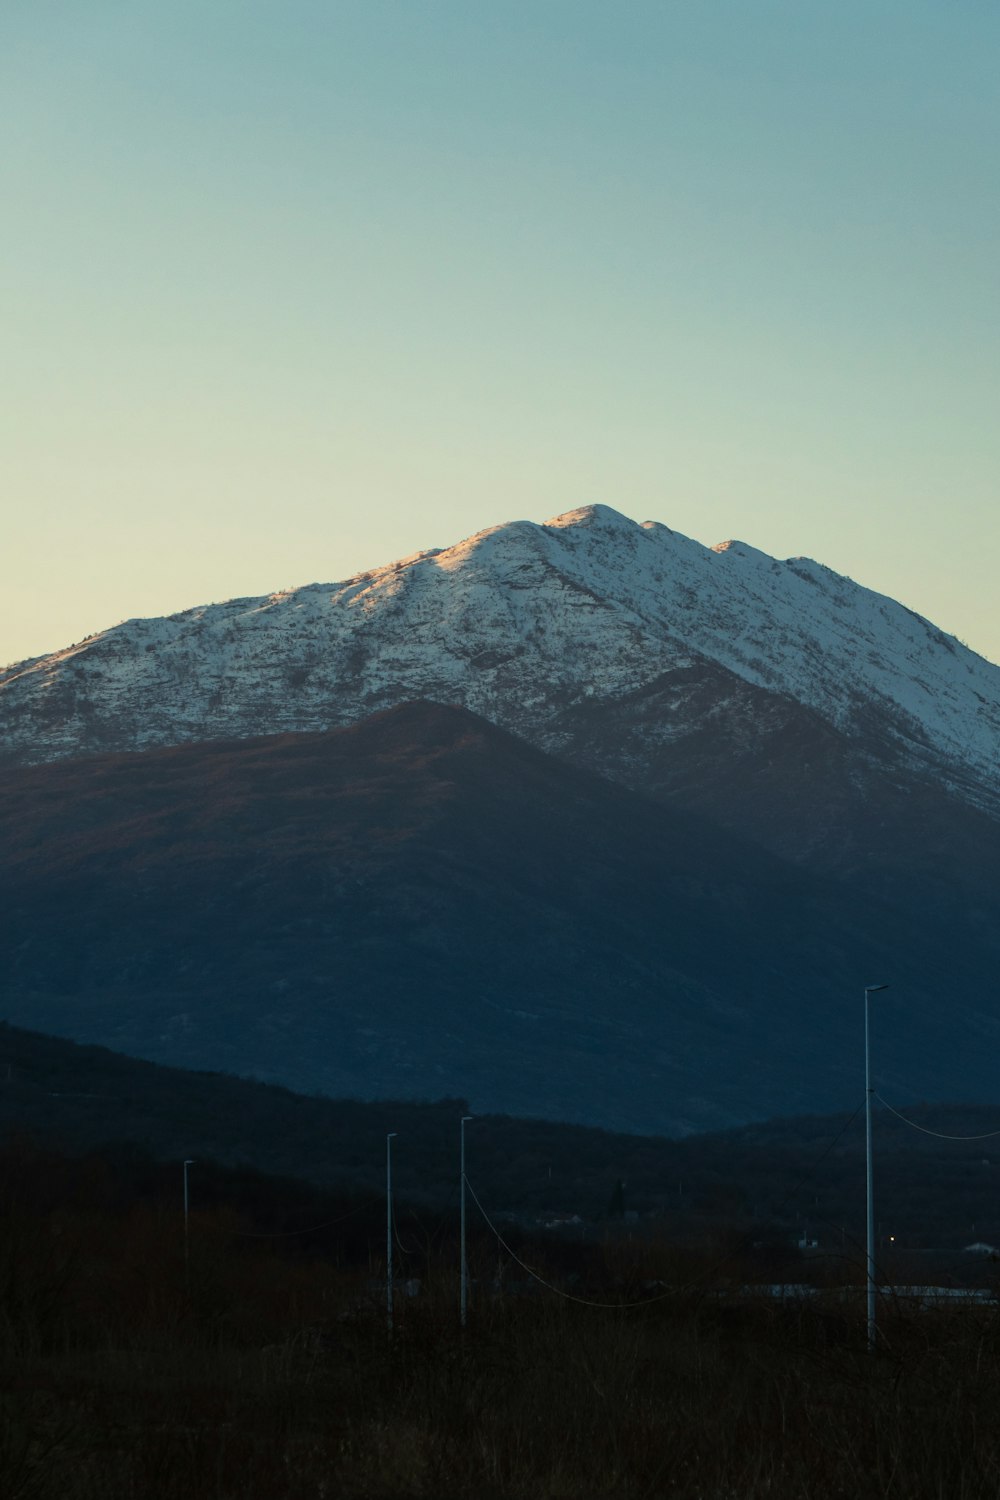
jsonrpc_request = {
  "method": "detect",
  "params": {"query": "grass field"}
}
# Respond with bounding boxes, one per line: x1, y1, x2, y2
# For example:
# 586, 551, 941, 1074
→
3, 1174, 1000, 1499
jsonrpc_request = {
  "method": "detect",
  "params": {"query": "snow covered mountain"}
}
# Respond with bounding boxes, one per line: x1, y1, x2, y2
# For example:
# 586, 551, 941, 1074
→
4, 506, 1000, 1128
4, 505, 999, 804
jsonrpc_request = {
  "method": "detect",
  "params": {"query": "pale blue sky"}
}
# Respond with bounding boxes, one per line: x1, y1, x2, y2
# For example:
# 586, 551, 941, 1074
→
3, 0, 998, 666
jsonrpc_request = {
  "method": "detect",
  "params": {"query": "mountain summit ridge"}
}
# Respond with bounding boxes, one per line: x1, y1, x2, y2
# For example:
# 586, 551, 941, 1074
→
2, 504, 998, 814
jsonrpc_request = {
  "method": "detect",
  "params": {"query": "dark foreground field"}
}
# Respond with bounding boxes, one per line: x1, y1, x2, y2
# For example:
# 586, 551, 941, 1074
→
4, 1142, 1000, 1498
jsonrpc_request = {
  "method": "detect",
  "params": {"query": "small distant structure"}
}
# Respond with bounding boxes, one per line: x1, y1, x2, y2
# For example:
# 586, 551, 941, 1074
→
964, 1242, 998, 1256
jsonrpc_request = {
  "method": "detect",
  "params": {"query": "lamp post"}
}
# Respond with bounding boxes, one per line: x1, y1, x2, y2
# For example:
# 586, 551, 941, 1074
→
865, 985, 888, 1352
386, 1133, 397, 1335
460, 1115, 474, 1327
182, 1159, 194, 1290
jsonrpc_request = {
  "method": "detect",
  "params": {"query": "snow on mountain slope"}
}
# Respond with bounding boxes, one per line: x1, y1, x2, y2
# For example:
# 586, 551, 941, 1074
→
2, 504, 999, 806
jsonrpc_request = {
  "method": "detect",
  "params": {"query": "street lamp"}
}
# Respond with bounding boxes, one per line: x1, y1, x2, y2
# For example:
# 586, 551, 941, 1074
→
864, 984, 889, 1352
460, 1116, 474, 1328
386, 1133, 397, 1335
182, 1159, 194, 1289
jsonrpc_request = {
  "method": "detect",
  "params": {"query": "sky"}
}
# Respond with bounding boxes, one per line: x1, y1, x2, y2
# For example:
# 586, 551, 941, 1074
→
2, 0, 998, 667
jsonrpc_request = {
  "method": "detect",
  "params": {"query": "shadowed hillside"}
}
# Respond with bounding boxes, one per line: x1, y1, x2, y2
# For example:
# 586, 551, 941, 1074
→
3, 1023, 1000, 1252
3, 703, 1000, 1132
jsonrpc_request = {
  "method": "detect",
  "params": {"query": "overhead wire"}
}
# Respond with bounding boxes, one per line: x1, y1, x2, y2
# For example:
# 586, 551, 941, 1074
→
874, 1093, 1000, 1141
463, 1099, 868, 1310
464, 1173, 665, 1309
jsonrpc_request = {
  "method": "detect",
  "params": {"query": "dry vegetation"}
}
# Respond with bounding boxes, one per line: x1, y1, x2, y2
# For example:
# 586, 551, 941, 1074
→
3, 1140, 1000, 1498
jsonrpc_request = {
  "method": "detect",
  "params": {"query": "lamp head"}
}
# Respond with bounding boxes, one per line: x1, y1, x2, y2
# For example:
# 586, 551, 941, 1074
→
865, 984, 889, 994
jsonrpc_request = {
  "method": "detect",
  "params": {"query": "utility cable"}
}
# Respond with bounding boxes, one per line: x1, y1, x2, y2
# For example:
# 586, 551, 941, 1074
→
464, 1173, 668, 1309
466, 1104, 866, 1311
875, 1093, 1000, 1141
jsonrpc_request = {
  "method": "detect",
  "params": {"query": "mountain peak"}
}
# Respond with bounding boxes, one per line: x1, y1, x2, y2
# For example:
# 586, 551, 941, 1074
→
2, 505, 999, 816
542, 503, 639, 533
711, 538, 772, 562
